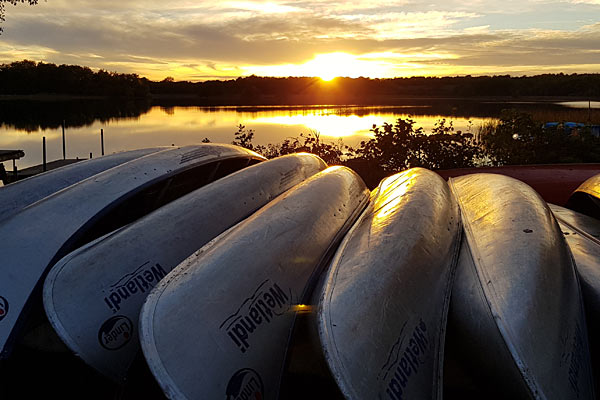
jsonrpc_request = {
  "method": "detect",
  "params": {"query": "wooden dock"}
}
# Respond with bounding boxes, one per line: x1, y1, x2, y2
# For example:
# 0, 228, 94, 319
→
0, 150, 25, 185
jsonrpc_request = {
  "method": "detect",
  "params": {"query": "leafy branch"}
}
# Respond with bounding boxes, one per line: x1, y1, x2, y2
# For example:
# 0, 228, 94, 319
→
0, 0, 39, 34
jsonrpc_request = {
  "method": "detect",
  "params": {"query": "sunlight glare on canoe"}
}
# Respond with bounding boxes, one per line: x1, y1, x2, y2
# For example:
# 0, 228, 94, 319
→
373, 174, 414, 223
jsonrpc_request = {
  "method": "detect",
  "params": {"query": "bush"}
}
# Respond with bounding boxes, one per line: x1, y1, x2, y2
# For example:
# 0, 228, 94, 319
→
478, 110, 600, 164
348, 118, 484, 172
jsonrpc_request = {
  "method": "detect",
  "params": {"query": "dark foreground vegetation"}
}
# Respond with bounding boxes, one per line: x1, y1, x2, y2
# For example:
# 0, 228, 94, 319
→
2, 60, 600, 104
225, 111, 600, 188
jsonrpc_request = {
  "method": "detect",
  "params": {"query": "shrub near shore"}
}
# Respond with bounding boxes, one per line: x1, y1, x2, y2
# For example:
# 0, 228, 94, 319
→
225, 111, 600, 188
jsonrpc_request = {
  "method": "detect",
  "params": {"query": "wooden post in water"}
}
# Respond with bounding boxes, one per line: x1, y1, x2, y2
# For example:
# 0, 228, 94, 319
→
62, 120, 66, 160
101, 129, 105, 156
43, 136, 47, 172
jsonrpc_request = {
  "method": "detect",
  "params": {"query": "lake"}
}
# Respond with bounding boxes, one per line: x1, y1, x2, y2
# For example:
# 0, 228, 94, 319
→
0, 99, 597, 169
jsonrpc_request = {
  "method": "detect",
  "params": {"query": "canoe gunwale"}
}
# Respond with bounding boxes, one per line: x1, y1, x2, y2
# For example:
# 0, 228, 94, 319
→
0, 144, 264, 359
550, 205, 600, 247
43, 153, 325, 381
0, 148, 167, 223
138, 166, 370, 400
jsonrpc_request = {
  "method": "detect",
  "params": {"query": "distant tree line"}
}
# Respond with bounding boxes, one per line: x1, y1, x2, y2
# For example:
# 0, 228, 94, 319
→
0, 60, 150, 97
3, 60, 600, 102
153, 74, 600, 105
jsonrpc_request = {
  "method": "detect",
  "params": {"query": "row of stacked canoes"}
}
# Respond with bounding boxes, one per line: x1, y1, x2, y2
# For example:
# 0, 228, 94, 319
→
1, 144, 600, 399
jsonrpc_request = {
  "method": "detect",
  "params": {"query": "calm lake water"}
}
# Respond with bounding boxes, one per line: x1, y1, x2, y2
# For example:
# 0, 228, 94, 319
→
0, 100, 597, 169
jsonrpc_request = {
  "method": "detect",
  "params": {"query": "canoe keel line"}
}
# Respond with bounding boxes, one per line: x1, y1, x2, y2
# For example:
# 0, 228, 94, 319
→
448, 174, 595, 400
317, 168, 462, 400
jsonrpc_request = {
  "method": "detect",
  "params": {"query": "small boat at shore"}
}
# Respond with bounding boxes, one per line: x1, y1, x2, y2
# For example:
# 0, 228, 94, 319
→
0, 148, 164, 221
317, 168, 461, 400
0, 144, 264, 359
43, 153, 326, 381
436, 164, 600, 206
139, 167, 370, 400
448, 174, 595, 399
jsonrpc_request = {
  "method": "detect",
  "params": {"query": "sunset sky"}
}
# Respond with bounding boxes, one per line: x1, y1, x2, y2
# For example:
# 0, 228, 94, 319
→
1, 0, 599, 81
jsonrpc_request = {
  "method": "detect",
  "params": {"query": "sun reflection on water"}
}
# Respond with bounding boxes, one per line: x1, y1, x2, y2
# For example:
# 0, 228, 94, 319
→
0, 105, 490, 169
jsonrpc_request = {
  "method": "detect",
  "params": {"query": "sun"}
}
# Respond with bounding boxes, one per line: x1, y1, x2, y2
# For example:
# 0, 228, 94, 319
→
305, 53, 356, 81
320, 74, 337, 82
242, 51, 403, 79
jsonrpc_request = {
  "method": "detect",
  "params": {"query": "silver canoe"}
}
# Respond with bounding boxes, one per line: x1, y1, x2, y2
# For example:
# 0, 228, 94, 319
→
567, 173, 600, 219
0, 144, 264, 358
550, 204, 600, 383
42, 153, 327, 381
0, 148, 164, 221
139, 166, 370, 400
448, 174, 595, 399
317, 168, 461, 400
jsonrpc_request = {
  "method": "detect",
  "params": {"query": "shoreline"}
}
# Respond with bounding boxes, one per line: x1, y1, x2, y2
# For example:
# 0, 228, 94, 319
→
0, 93, 597, 106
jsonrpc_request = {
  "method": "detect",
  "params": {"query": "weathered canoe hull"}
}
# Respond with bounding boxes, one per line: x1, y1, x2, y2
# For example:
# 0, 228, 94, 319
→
317, 168, 461, 400
448, 174, 594, 399
550, 204, 600, 388
0, 148, 164, 222
43, 153, 327, 381
139, 166, 370, 400
0, 144, 264, 358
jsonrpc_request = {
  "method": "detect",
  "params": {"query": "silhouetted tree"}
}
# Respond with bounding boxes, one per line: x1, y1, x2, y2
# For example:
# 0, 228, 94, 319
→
346, 117, 484, 182
0, 60, 150, 97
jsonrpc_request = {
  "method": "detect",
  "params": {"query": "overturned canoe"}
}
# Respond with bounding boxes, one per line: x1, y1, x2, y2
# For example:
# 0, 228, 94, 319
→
567, 173, 600, 219
0, 148, 163, 221
0, 144, 264, 358
448, 174, 595, 399
139, 166, 370, 400
317, 168, 461, 400
550, 204, 600, 383
550, 204, 600, 320
436, 164, 600, 207
43, 153, 326, 381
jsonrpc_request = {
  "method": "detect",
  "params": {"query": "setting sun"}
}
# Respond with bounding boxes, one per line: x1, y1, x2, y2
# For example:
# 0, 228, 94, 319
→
243, 52, 396, 80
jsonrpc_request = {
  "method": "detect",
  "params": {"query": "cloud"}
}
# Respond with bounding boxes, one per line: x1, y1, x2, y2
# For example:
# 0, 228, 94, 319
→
1, 0, 599, 80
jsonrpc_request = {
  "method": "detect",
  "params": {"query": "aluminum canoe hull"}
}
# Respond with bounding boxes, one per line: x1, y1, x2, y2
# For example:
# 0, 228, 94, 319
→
448, 174, 595, 399
550, 204, 600, 386
42, 153, 326, 381
0, 148, 164, 222
317, 168, 461, 400
0, 144, 264, 358
139, 166, 370, 400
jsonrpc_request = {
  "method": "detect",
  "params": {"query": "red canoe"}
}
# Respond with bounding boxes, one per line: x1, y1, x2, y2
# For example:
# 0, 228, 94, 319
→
436, 164, 600, 206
